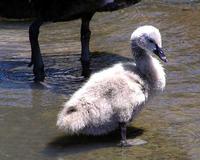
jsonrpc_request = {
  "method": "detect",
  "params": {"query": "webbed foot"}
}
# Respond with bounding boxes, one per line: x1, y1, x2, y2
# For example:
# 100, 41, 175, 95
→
118, 139, 147, 147
118, 140, 133, 147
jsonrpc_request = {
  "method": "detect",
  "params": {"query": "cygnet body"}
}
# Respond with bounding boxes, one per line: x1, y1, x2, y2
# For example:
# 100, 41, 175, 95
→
57, 25, 167, 146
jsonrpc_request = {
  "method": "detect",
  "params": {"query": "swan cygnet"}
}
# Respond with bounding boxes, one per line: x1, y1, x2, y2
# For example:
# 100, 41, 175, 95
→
57, 25, 167, 147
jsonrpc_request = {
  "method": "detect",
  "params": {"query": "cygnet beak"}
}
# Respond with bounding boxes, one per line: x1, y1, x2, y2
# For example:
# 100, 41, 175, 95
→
153, 45, 168, 63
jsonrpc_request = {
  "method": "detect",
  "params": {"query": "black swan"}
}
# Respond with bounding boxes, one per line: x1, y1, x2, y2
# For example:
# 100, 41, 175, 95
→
0, 0, 140, 81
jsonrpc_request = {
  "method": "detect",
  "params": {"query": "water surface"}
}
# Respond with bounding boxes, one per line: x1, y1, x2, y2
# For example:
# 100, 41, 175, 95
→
0, 1, 200, 160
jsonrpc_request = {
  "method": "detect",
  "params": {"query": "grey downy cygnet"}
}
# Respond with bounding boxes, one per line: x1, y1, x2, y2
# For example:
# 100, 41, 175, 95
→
57, 25, 167, 147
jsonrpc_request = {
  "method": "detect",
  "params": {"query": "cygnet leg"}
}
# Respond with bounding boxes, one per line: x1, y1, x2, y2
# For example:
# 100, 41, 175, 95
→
118, 122, 128, 147
118, 122, 135, 147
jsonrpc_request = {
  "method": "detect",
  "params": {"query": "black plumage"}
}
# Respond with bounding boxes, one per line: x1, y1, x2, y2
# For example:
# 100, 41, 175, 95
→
0, 0, 140, 81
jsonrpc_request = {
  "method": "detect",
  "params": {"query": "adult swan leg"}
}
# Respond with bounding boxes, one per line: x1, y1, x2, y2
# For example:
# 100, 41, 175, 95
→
80, 12, 94, 78
28, 19, 45, 82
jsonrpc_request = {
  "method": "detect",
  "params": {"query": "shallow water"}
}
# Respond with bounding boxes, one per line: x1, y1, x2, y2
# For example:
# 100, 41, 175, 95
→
0, 1, 200, 160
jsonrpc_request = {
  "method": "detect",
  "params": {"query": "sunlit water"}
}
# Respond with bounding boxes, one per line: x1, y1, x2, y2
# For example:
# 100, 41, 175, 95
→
0, 1, 200, 160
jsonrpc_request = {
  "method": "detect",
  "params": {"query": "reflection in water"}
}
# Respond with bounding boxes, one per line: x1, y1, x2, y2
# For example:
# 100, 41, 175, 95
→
0, 1, 200, 160
44, 127, 143, 157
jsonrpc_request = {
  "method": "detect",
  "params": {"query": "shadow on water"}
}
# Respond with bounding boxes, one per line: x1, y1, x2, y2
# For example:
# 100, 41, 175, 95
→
90, 51, 132, 70
0, 60, 31, 81
0, 51, 132, 94
44, 126, 144, 157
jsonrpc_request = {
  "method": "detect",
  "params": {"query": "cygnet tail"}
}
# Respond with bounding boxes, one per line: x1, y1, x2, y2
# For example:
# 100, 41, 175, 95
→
57, 105, 89, 135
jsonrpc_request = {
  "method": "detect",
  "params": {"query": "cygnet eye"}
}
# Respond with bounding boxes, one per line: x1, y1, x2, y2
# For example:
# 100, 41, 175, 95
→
149, 39, 154, 43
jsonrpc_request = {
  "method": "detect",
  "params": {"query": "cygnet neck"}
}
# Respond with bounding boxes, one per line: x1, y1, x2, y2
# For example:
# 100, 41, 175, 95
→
132, 44, 166, 91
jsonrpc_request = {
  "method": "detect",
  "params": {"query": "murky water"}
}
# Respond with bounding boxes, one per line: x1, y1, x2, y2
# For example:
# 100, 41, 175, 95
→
0, 1, 200, 160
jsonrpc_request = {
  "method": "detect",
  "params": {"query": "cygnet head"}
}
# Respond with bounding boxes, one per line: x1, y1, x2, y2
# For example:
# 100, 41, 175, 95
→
131, 25, 167, 62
